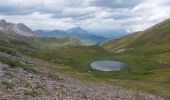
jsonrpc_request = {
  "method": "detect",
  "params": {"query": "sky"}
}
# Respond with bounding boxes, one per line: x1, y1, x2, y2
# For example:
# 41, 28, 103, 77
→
0, 0, 170, 35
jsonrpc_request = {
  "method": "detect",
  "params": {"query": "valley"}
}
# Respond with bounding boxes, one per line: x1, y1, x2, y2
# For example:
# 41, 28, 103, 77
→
0, 19, 170, 100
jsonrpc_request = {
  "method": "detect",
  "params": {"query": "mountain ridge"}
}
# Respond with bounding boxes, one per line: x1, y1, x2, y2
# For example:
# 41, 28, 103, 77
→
101, 18, 170, 53
0, 19, 36, 36
35, 27, 107, 44
0, 20, 81, 50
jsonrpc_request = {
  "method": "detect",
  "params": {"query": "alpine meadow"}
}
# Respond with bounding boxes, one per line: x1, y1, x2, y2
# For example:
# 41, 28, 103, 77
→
0, 0, 170, 100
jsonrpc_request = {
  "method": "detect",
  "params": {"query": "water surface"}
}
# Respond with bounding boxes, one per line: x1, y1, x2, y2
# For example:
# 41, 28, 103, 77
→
90, 60, 124, 71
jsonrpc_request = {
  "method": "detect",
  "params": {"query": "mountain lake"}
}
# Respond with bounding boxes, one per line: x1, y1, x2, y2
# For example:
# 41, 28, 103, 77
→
90, 60, 125, 71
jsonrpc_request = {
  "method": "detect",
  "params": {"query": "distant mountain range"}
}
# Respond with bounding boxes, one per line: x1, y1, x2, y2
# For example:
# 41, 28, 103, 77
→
0, 19, 80, 49
35, 27, 107, 44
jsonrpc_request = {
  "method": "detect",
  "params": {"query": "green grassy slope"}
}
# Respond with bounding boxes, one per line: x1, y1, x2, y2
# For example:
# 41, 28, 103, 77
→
23, 46, 114, 72
31, 36, 80, 50
102, 18, 170, 53
101, 18, 170, 99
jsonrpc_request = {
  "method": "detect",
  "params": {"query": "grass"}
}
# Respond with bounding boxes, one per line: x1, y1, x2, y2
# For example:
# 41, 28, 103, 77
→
0, 45, 39, 74
22, 46, 115, 72
0, 40, 169, 99
24, 88, 39, 97
99, 19, 170, 99
1, 81, 14, 89
0, 54, 38, 73
13, 44, 169, 99
111, 53, 170, 99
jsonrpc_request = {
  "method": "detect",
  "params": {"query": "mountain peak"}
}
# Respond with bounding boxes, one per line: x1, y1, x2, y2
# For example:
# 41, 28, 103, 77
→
14, 23, 36, 36
0, 19, 36, 36
16, 23, 33, 33
0, 19, 6, 24
0, 19, 7, 29
67, 27, 88, 34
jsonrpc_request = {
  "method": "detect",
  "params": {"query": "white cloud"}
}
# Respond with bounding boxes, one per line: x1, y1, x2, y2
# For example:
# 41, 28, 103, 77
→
0, 0, 170, 34
0, 12, 75, 30
122, 0, 170, 32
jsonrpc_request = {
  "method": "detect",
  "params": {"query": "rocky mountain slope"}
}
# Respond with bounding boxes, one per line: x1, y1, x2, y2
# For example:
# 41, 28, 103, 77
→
0, 19, 36, 36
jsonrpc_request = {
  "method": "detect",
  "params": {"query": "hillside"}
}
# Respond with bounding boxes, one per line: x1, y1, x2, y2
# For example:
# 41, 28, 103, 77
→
102, 18, 170, 53
0, 39, 165, 99
0, 19, 170, 99
0, 49, 163, 100
0, 20, 163, 100
100, 19, 170, 99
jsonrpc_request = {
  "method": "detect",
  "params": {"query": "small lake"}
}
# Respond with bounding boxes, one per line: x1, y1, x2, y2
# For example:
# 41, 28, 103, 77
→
90, 60, 125, 71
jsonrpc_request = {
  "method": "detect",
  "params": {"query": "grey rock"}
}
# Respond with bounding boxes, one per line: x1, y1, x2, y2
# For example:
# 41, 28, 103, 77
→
0, 19, 36, 36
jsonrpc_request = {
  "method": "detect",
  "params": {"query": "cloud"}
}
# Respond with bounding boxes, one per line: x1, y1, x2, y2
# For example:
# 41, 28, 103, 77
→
52, 7, 97, 19
0, 0, 89, 15
126, 0, 170, 32
0, 0, 170, 35
89, 0, 142, 8
0, 0, 41, 15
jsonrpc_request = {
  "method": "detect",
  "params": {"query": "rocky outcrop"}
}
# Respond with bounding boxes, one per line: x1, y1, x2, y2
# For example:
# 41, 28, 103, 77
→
0, 19, 36, 36
0, 19, 7, 29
